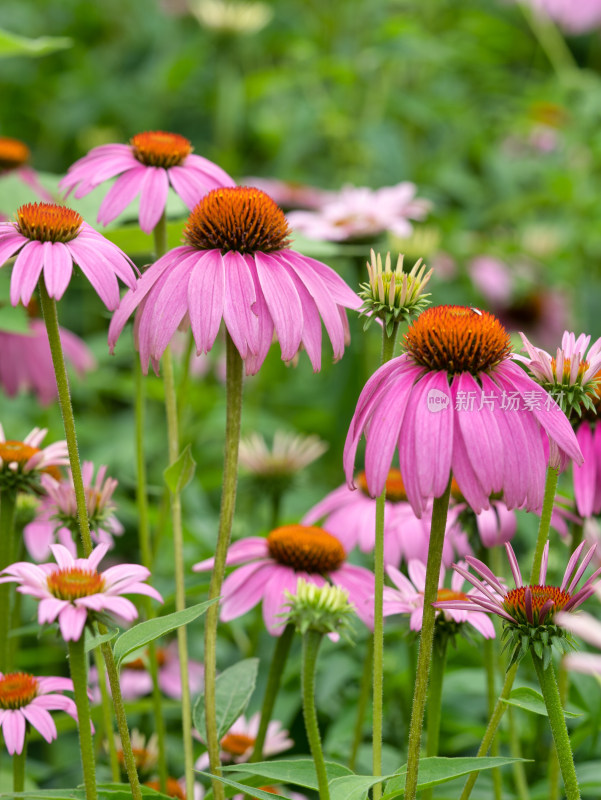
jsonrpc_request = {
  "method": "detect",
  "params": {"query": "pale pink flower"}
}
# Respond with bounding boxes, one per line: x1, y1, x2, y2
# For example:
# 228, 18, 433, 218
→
344, 306, 582, 517
0, 203, 137, 309
383, 560, 495, 638
108, 187, 360, 376
0, 318, 94, 405
245, 176, 329, 209
23, 462, 123, 561
302, 469, 471, 567
519, 0, 601, 34
0, 671, 77, 755
193, 524, 375, 633
573, 408, 601, 518
195, 712, 293, 768
0, 425, 68, 490
59, 130, 235, 234
468, 257, 513, 306
287, 182, 431, 242
555, 611, 601, 675
518, 331, 601, 392
0, 543, 163, 641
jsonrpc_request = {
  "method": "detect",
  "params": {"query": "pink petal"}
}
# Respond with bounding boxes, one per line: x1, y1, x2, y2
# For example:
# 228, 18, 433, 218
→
254, 252, 303, 361
222, 251, 259, 359
220, 562, 274, 621
2, 710, 26, 755
41, 241, 73, 300
58, 604, 88, 641
10, 240, 44, 306
188, 250, 225, 354
97, 167, 145, 226
138, 167, 170, 234
21, 705, 57, 743
262, 566, 310, 634
573, 423, 596, 517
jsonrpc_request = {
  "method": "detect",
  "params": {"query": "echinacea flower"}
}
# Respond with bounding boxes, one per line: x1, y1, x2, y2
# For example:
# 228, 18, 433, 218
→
192, 524, 375, 633
0, 671, 77, 755
112, 729, 158, 775
23, 462, 123, 561
59, 130, 235, 234
195, 713, 293, 768
0, 542, 163, 641
0, 317, 94, 405
108, 187, 360, 375
435, 541, 601, 666
0, 425, 68, 492
555, 610, 601, 675
383, 560, 495, 638
517, 0, 601, 34
344, 305, 583, 517
245, 176, 328, 210
239, 431, 328, 477
0, 136, 53, 203
145, 776, 204, 800
302, 469, 471, 568
287, 182, 431, 242
0, 202, 137, 309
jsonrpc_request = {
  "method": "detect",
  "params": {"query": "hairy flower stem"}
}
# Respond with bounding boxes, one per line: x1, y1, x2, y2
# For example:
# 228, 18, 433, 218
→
422, 632, 448, 800
459, 663, 518, 800
38, 279, 93, 557
302, 629, 330, 800
372, 321, 399, 800
548, 659, 570, 800
162, 345, 195, 797
530, 466, 559, 582
404, 480, 452, 800
349, 636, 374, 771
250, 623, 295, 762
13, 741, 26, 793
0, 489, 17, 671
92, 646, 120, 782
67, 637, 98, 800
532, 654, 580, 800
204, 333, 244, 800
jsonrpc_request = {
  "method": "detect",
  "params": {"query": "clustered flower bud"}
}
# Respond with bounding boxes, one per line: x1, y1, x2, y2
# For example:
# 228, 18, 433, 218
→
283, 578, 355, 639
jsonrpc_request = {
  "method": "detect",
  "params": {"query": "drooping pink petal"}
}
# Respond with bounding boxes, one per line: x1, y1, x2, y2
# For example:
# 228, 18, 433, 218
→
220, 562, 274, 622
58, 604, 88, 641
138, 167, 170, 233
10, 240, 44, 306
97, 166, 146, 226
21, 705, 57, 743
188, 250, 225, 355
261, 565, 304, 634
573, 422, 596, 517
253, 252, 303, 361
1, 709, 26, 755
222, 251, 259, 359
41, 241, 73, 300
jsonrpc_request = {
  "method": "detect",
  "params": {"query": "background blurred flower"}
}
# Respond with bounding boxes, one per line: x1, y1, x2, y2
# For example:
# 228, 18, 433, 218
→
0, 425, 68, 492
195, 713, 293, 767
555, 610, 601, 675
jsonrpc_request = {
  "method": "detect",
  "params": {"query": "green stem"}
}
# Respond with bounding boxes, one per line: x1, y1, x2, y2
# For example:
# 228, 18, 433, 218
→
530, 466, 559, 583
348, 635, 374, 771
162, 345, 195, 798
519, 2, 579, 79
302, 630, 330, 800
459, 663, 518, 800
134, 357, 168, 792
0, 489, 17, 672
13, 741, 26, 794
548, 657, 571, 800
100, 640, 143, 800
372, 321, 399, 800
570, 521, 584, 555
403, 480, 452, 800
38, 279, 93, 557
92, 645, 120, 782
532, 654, 580, 800
67, 637, 98, 800
204, 333, 244, 800
483, 636, 502, 800
422, 632, 448, 800
250, 623, 295, 762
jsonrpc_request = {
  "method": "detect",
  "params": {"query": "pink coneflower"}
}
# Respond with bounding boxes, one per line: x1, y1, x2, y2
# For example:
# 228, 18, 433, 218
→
383, 560, 495, 638
0, 671, 77, 755
0, 202, 137, 309
0, 542, 163, 641
519, 0, 601, 34
195, 713, 293, 768
555, 610, 601, 675
344, 305, 582, 517
23, 462, 123, 561
0, 137, 53, 203
0, 317, 95, 405
302, 469, 471, 567
59, 131, 235, 234
287, 182, 431, 242
108, 187, 360, 375
0, 425, 68, 491
192, 524, 375, 633
245, 176, 329, 210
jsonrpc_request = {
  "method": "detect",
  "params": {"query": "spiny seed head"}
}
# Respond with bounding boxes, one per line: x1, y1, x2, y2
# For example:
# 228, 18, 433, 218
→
16, 203, 83, 243
184, 187, 292, 254
404, 305, 512, 375
503, 584, 571, 626
267, 525, 346, 574
284, 577, 355, 637
0, 672, 38, 708
130, 131, 192, 168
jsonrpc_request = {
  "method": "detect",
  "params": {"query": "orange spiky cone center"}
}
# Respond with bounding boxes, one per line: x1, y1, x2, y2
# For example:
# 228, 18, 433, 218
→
130, 131, 192, 168
436, 587, 469, 602
16, 202, 83, 243
0, 137, 30, 171
357, 468, 407, 502
220, 731, 255, 756
47, 567, 105, 600
503, 585, 571, 624
267, 524, 346, 573
184, 187, 291, 254
404, 305, 511, 375
0, 673, 38, 708
0, 440, 61, 480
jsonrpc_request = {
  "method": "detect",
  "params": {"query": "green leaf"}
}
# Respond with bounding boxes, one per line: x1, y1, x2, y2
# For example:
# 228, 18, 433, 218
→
113, 600, 216, 667
193, 658, 259, 740
381, 757, 529, 798
84, 628, 118, 654
502, 686, 582, 718
194, 772, 287, 799
222, 759, 353, 789
164, 444, 196, 494
330, 773, 396, 800
0, 28, 72, 57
